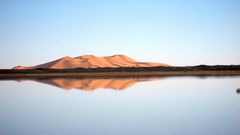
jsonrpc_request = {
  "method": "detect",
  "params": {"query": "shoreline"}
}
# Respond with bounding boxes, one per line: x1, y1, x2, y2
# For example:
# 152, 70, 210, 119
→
1, 70, 240, 78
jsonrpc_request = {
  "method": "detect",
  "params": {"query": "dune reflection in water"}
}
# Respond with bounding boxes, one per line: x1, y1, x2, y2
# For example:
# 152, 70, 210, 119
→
16, 77, 165, 91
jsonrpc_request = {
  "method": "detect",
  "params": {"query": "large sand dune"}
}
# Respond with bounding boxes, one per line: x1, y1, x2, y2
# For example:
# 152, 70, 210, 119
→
13, 54, 169, 69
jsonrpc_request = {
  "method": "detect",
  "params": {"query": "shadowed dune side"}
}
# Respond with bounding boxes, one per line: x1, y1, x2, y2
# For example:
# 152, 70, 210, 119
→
16, 77, 165, 91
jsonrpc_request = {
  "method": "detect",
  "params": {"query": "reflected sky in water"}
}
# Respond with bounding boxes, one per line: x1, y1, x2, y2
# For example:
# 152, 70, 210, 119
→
0, 76, 240, 135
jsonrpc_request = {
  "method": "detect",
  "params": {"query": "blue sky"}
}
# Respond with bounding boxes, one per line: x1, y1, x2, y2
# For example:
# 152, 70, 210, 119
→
0, 0, 239, 68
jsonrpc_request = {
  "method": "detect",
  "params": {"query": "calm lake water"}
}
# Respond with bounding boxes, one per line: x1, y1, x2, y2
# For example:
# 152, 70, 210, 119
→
0, 76, 240, 135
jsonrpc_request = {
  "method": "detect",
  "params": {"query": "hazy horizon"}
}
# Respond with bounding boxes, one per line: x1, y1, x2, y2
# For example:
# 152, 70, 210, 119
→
1, 0, 240, 68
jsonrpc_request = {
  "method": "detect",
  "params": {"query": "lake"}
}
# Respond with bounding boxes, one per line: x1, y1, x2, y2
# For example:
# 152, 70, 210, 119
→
0, 76, 240, 135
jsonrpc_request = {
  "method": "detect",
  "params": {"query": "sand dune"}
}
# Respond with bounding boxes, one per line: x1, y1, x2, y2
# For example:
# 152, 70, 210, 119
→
13, 54, 169, 69
16, 77, 164, 91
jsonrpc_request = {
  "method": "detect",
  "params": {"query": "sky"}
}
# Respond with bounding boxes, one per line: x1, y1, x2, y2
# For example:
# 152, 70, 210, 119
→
0, 0, 239, 68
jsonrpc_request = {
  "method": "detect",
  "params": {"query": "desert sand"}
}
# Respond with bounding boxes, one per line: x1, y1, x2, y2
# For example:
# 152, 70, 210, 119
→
13, 54, 169, 69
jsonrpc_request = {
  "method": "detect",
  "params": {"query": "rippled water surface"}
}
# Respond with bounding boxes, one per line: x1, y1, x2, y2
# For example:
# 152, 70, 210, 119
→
0, 76, 240, 135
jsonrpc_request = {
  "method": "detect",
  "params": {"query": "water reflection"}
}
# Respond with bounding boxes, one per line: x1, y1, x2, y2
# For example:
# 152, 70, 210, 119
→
15, 77, 165, 91
0, 76, 240, 135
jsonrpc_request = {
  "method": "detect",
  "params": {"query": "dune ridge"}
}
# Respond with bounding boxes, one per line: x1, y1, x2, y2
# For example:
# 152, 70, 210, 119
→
13, 54, 169, 69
